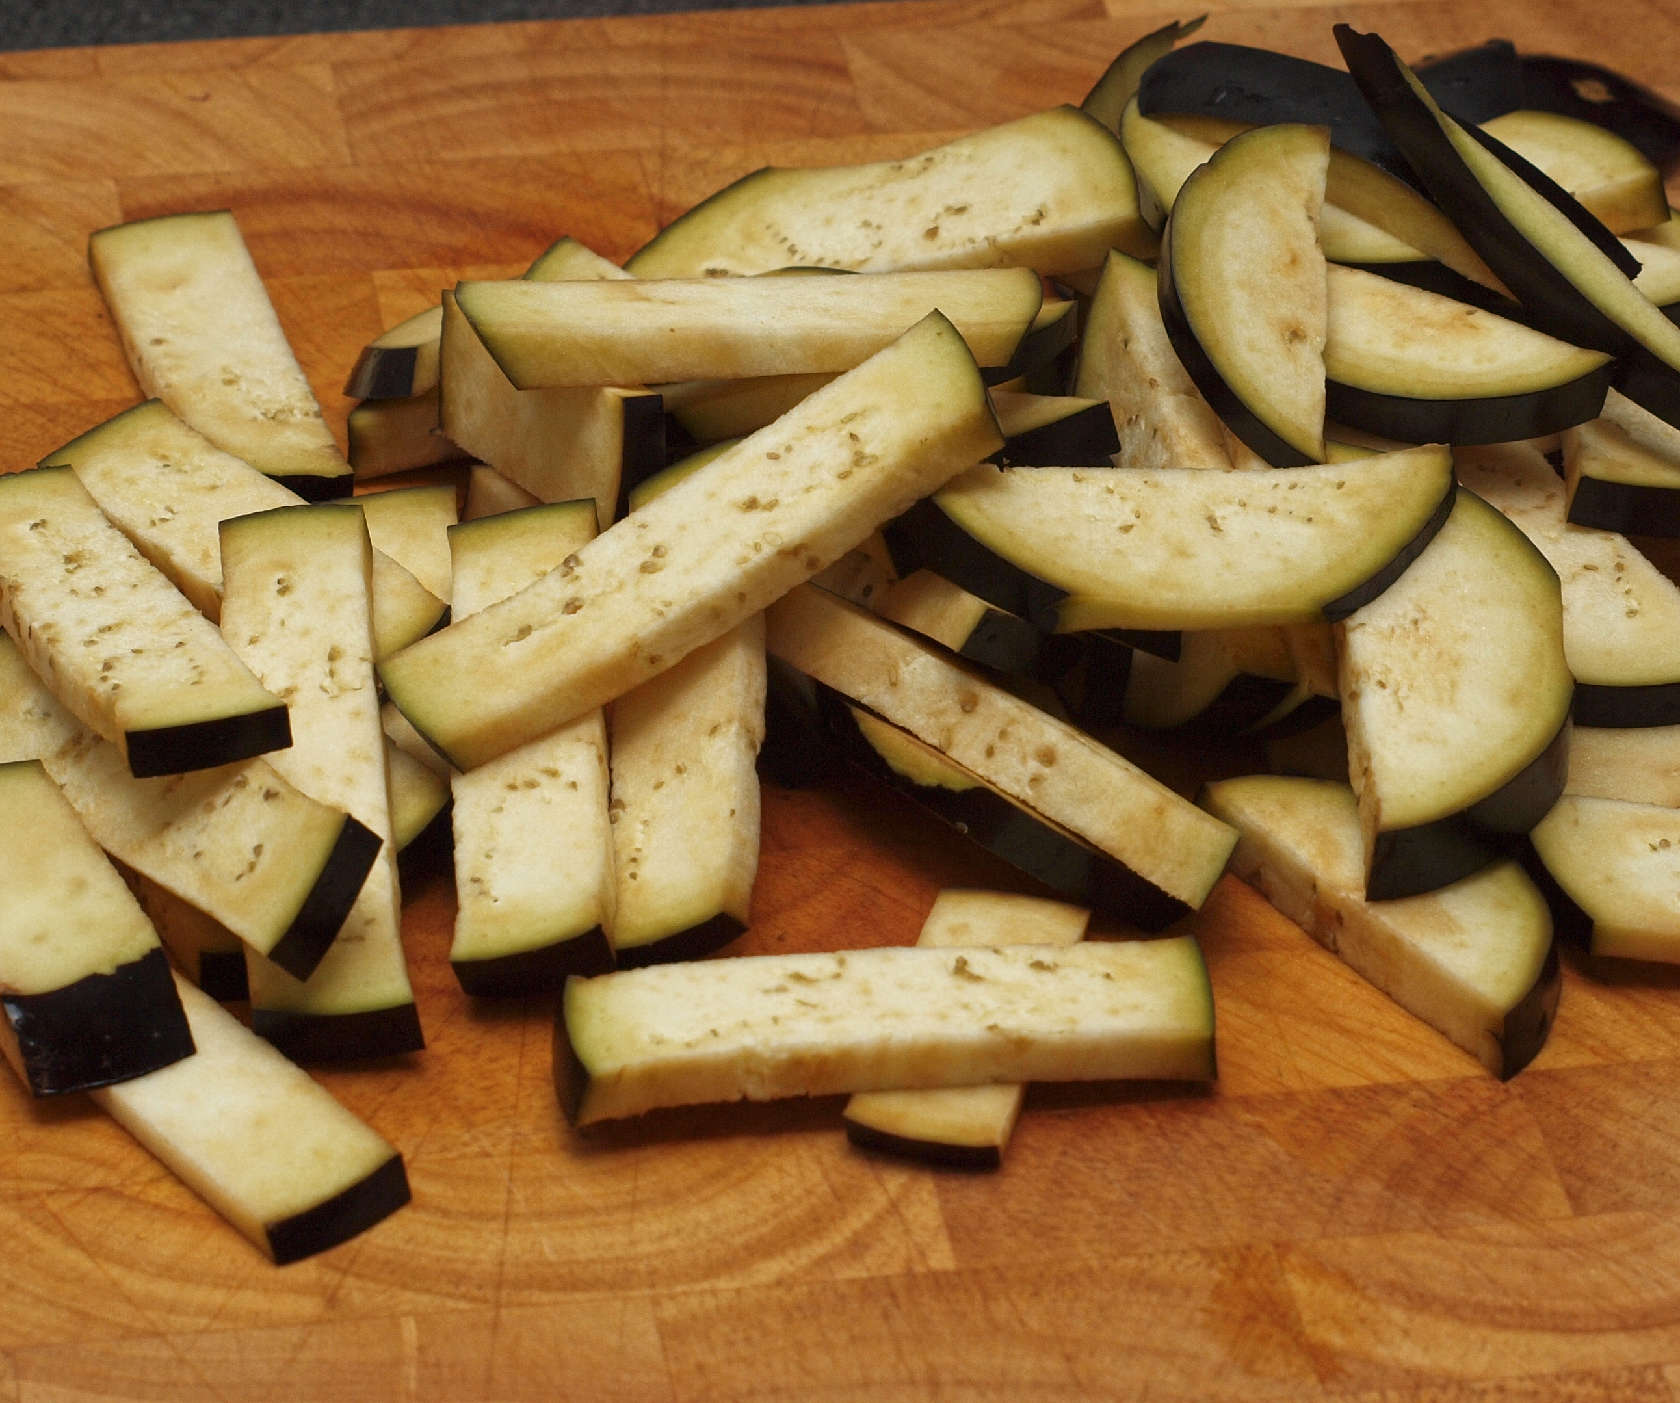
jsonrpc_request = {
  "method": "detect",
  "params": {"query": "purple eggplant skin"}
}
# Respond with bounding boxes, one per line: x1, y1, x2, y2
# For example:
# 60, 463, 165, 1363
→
1517, 54, 1680, 173
987, 401, 1119, 469
1136, 38, 1516, 185
264, 1154, 411, 1266
1566, 475, 1680, 539
1333, 25, 1644, 356
263, 813, 384, 983
882, 498, 1044, 621
252, 1001, 424, 1065
1325, 358, 1615, 446
125, 703, 291, 781
843, 1114, 1005, 1171
811, 686, 1194, 931
3, 946, 194, 1097
451, 925, 616, 998
1364, 715, 1570, 902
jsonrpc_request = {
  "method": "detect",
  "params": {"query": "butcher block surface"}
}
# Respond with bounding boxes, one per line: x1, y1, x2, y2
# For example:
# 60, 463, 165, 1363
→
7, 1, 1680, 1398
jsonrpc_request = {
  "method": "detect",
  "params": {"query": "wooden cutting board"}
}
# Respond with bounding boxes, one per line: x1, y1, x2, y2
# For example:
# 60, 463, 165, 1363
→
6, 1, 1680, 1397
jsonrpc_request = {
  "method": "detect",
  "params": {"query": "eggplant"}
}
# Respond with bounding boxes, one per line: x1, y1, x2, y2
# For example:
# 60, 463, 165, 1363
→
446, 501, 619, 994
383, 312, 1004, 771
841, 890, 1091, 1169
1333, 22, 1680, 441
1458, 440, 1680, 726
220, 505, 421, 1061
454, 268, 1044, 388
0, 762, 194, 1096
1338, 488, 1572, 900
346, 390, 464, 481
1202, 774, 1558, 1077
89, 211, 353, 500
918, 448, 1456, 635
1073, 249, 1236, 473
0, 465, 290, 779
1158, 122, 1330, 466
1531, 794, 1680, 962
876, 570, 1046, 678
1323, 263, 1614, 444
42, 398, 446, 663
1562, 389, 1680, 536
557, 938, 1215, 1126
94, 975, 410, 1263
765, 582, 1239, 926
626, 105, 1153, 279
344, 304, 444, 401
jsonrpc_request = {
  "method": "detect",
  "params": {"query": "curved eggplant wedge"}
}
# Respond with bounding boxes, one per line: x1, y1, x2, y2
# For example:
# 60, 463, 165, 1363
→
1334, 24, 1680, 437
1337, 487, 1572, 900
1324, 263, 1613, 444
1458, 440, 1680, 726
1532, 795, 1680, 962
1157, 123, 1329, 466
919, 446, 1455, 634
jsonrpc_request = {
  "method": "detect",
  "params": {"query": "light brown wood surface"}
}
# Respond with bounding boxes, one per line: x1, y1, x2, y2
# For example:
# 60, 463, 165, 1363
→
7, 1, 1680, 1397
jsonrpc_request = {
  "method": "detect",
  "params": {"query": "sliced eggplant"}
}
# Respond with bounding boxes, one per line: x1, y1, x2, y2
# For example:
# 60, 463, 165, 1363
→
1201, 774, 1557, 1078
1510, 52, 1680, 173
557, 937, 1215, 1125
440, 291, 663, 532
42, 399, 446, 660
765, 583, 1238, 924
1121, 627, 1298, 733
1080, 17, 1206, 136
356, 481, 459, 605
1568, 723, 1680, 808
89, 210, 352, 499
1337, 487, 1572, 900
346, 390, 464, 481
0, 633, 377, 981
1480, 109, 1670, 234
819, 693, 1149, 909
447, 500, 617, 994
987, 390, 1119, 468
455, 268, 1043, 388
609, 619, 764, 969
625, 106, 1153, 279
1323, 263, 1613, 444
382, 312, 1003, 770
842, 889, 1091, 1168
92, 974, 409, 1264
219, 505, 422, 1062
916, 447, 1455, 634
0, 760, 193, 1096
462, 464, 540, 521
663, 296, 1077, 446
1073, 249, 1235, 473
1157, 122, 1330, 466
595, 449, 765, 971
1335, 24, 1680, 435
0, 464, 289, 779
343, 304, 445, 402
1138, 40, 1421, 182
1562, 388, 1680, 535
124, 869, 249, 1003
662, 372, 836, 446
1457, 440, 1680, 725
1530, 795, 1680, 962
876, 570, 1044, 677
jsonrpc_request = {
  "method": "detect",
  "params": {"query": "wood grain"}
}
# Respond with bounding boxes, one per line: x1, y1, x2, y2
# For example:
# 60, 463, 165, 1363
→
7, 0, 1680, 1397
